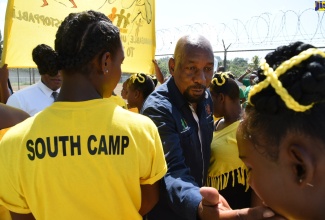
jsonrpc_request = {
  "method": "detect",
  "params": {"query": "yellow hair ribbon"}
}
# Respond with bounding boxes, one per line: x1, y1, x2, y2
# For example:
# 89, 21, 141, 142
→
130, 73, 146, 84
248, 48, 325, 112
211, 72, 229, 86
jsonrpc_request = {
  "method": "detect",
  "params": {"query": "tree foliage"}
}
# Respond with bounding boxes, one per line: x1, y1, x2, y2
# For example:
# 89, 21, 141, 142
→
228, 57, 249, 77
248, 55, 260, 70
217, 55, 261, 77
156, 56, 170, 77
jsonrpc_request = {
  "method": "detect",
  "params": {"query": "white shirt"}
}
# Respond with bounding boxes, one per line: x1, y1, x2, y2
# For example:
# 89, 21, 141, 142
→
6, 81, 60, 116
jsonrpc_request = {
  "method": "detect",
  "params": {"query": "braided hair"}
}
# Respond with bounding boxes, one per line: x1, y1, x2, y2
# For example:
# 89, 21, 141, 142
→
39, 10, 121, 76
128, 73, 155, 100
210, 72, 239, 100
241, 41, 325, 160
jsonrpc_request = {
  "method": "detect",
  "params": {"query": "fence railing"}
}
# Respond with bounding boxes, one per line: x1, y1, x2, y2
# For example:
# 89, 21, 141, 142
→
8, 69, 131, 92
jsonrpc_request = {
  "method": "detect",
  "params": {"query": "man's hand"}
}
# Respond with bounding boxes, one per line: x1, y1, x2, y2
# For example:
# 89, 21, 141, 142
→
198, 187, 231, 219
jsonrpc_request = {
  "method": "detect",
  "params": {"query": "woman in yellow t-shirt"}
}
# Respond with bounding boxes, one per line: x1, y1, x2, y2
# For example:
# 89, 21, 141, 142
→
207, 72, 260, 209
0, 10, 166, 220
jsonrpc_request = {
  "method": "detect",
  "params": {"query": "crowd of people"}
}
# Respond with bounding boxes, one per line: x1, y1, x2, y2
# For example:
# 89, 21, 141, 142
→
1, 9, 325, 220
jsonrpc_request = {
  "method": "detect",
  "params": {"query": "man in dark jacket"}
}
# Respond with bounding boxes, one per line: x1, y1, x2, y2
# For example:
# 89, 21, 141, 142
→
141, 35, 282, 220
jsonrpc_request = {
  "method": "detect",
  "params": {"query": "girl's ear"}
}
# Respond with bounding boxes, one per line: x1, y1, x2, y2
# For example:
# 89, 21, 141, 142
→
134, 89, 140, 99
285, 142, 315, 187
219, 93, 225, 102
101, 52, 111, 74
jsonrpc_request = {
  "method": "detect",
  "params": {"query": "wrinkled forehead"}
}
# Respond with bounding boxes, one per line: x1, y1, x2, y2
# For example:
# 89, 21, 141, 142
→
177, 43, 214, 65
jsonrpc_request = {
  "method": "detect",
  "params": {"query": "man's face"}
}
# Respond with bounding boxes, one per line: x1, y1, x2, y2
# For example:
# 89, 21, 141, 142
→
41, 71, 62, 91
171, 46, 214, 103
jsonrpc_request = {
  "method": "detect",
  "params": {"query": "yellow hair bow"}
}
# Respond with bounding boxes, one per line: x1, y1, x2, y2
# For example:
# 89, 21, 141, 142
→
248, 48, 325, 112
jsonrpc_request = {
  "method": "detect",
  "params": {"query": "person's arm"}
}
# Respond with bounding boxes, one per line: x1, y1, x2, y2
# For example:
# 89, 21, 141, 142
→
139, 181, 160, 216
142, 105, 202, 220
0, 103, 30, 129
237, 69, 251, 83
198, 187, 285, 220
0, 64, 10, 104
152, 59, 164, 84
10, 212, 35, 220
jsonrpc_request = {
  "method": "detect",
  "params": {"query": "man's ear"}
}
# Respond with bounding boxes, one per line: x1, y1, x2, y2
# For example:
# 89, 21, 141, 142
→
168, 58, 175, 76
287, 144, 314, 187
101, 52, 111, 74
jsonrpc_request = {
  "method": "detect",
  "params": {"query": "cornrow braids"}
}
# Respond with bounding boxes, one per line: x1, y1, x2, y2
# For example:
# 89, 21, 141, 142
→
242, 41, 325, 161
32, 44, 59, 76
55, 10, 121, 74
210, 72, 239, 100
128, 73, 155, 100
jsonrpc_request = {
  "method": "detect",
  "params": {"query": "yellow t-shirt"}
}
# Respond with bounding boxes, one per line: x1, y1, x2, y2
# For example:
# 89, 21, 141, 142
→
0, 99, 167, 220
207, 121, 248, 191
106, 95, 127, 109
0, 128, 11, 220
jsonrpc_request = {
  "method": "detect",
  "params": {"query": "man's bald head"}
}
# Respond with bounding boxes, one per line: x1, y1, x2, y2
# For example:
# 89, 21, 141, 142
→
168, 35, 214, 104
173, 35, 214, 69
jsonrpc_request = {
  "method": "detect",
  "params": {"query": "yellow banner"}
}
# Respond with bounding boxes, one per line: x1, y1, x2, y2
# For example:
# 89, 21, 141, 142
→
1, 0, 156, 74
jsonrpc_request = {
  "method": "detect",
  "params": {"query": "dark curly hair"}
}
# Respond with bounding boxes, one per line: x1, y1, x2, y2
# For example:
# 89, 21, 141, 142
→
242, 41, 325, 160
32, 44, 59, 76
40, 10, 121, 76
128, 73, 155, 100
209, 72, 239, 100
148, 74, 158, 87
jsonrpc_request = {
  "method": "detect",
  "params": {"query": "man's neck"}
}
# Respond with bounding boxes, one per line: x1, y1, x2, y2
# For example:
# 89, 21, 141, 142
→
189, 103, 197, 112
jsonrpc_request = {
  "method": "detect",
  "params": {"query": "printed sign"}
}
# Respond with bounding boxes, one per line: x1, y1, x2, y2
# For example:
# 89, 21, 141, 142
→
1, 0, 156, 74
315, 1, 325, 11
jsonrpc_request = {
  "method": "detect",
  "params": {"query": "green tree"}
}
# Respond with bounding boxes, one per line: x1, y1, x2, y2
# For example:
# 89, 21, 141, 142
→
228, 57, 249, 77
156, 56, 170, 77
248, 55, 260, 70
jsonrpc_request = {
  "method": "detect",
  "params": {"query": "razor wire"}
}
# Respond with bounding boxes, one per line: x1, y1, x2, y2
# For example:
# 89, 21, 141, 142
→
156, 9, 325, 56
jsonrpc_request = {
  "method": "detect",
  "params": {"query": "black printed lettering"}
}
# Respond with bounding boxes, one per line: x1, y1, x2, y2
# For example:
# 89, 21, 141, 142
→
70, 136, 81, 156
59, 136, 69, 156
109, 135, 120, 155
87, 135, 97, 155
26, 140, 35, 161
35, 138, 46, 159
98, 135, 108, 155
46, 137, 58, 157
121, 136, 129, 155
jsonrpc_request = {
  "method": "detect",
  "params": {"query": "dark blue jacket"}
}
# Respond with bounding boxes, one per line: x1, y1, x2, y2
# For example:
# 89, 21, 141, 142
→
141, 77, 214, 220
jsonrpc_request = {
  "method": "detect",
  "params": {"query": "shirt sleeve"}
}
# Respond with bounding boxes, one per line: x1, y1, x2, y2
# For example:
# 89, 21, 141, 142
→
0, 137, 31, 214
6, 95, 23, 111
142, 105, 202, 220
139, 121, 167, 185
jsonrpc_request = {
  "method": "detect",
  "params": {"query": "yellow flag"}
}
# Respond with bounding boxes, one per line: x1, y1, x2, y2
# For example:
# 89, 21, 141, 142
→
1, 0, 155, 74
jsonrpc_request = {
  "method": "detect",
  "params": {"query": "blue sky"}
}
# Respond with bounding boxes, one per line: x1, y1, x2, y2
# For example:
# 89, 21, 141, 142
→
0, 0, 321, 59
